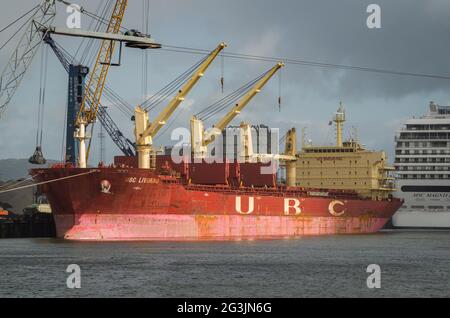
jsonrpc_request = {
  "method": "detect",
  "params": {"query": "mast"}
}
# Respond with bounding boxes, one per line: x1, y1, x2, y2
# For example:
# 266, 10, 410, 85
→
333, 101, 346, 147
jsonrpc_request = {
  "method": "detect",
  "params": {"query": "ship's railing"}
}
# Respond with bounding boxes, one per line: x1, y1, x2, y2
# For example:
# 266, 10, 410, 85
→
184, 184, 361, 200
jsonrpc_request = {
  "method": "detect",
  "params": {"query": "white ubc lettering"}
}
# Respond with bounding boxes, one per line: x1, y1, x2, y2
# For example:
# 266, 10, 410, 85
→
284, 198, 302, 215
235, 196, 254, 215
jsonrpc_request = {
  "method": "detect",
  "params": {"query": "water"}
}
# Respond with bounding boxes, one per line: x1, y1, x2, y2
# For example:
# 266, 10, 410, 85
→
0, 230, 449, 298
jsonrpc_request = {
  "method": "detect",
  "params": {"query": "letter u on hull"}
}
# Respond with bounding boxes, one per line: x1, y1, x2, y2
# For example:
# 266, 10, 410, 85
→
235, 196, 254, 214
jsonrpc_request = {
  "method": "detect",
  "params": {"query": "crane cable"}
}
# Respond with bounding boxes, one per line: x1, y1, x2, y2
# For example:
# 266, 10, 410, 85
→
78, 0, 113, 66
0, 4, 39, 34
0, 176, 34, 191
220, 52, 225, 93
0, 8, 36, 51
73, 0, 106, 63
56, 0, 129, 33
195, 69, 271, 121
279, 130, 288, 146
144, 57, 207, 111
140, 55, 209, 111
35, 45, 49, 149
141, 0, 150, 101
159, 45, 450, 81
52, 38, 134, 117
278, 68, 282, 112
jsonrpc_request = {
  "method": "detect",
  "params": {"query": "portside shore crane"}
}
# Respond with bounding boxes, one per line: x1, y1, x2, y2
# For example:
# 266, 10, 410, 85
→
43, 34, 136, 162
75, 0, 128, 168
0, 0, 160, 165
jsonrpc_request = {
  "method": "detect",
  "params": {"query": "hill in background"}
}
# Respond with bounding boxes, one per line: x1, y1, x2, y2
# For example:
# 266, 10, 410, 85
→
0, 159, 58, 181
0, 159, 58, 214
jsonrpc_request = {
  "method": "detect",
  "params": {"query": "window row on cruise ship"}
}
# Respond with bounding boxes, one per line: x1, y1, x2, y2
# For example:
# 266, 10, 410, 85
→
405, 124, 450, 130
395, 157, 450, 163
396, 174, 450, 179
396, 166, 450, 171
397, 141, 449, 148
397, 132, 450, 140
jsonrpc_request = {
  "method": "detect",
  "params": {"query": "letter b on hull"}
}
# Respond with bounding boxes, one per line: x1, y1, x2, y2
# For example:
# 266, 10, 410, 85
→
284, 198, 302, 215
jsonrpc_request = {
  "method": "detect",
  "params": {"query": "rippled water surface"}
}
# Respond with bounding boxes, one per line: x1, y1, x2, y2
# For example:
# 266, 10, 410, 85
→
0, 230, 449, 297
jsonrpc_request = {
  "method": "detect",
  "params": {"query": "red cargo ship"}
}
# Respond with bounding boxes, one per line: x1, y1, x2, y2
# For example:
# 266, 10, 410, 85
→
31, 157, 402, 241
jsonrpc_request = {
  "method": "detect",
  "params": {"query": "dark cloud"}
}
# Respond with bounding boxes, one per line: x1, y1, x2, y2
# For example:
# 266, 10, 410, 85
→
1, 0, 449, 163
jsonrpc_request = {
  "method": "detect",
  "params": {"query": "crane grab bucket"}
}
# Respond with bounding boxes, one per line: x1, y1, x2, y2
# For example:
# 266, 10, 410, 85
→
29, 146, 47, 165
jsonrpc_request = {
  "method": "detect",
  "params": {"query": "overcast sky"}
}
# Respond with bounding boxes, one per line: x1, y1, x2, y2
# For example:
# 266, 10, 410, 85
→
1, 0, 450, 165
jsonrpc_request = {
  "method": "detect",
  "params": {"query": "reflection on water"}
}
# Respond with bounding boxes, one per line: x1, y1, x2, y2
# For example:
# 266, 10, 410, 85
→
0, 230, 449, 297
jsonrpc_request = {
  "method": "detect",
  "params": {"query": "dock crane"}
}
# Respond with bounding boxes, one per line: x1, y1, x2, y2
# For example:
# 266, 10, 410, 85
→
0, 0, 160, 165
39, 0, 160, 167
134, 42, 227, 169
190, 62, 285, 159
75, 0, 128, 168
61, 0, 156, 167
43, 34, 136, 162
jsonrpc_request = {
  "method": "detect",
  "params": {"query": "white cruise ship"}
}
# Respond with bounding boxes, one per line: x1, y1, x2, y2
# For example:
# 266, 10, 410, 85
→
392, 102, 450, 228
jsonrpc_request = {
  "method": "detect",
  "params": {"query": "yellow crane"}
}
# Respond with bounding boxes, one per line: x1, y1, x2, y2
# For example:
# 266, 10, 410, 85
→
134, 42, 227, 169
190, 62, 285, 159
284, 127, 297, 186
75, 0, 128, 168
238, 123, 296, 186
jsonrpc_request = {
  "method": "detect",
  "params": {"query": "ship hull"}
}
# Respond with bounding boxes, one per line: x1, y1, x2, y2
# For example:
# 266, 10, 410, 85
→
392, 211, 450, 229
32, 167, 402, 241
54, 214, 391, 241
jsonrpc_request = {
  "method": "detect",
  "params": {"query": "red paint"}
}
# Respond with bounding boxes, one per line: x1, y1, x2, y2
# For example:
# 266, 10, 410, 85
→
240, 162, 277, 187
114, 155, 137, 168
189, 160, 230, 185
31, 167, 402, 241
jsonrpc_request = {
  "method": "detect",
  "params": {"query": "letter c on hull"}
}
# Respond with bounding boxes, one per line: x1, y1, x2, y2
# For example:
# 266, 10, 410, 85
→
328, 200, 345, 216
235, 196, 254, 215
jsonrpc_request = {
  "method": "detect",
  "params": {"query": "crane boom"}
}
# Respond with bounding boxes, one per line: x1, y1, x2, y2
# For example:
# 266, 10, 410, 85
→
0, 0, 56, 117
41, 26, 160, 49
75, 0, 128, 168
78, 0, 127, 124
203, 62, 284, 146
134, 42, 226, 169
190, 62, 284, 159
137, 42, 227, 144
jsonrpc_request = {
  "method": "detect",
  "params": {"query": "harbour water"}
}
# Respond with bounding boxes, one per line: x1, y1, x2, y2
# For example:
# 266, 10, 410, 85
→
0, 230, 449, 298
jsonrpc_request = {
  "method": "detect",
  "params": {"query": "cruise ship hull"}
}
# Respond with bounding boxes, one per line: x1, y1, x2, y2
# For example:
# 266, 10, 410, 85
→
31, 167, 402, 241
392, 211, 450, 228
393, 179, 450, 228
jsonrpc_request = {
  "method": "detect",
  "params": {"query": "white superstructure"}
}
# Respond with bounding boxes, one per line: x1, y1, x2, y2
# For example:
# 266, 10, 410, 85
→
393, 102, 450, 228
